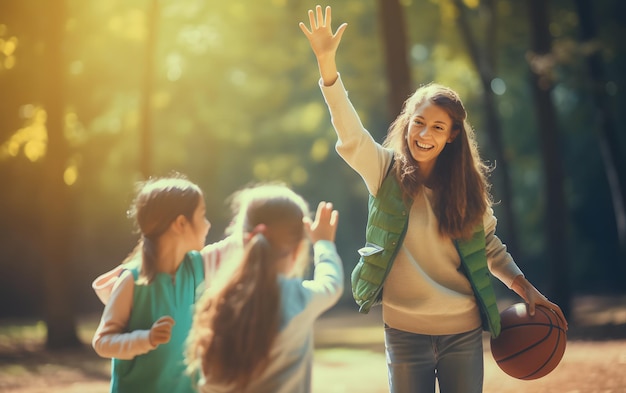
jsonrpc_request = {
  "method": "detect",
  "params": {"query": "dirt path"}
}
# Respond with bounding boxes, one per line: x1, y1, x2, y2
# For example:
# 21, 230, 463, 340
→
312, 304, 626, 393
2, 295, 626, 392
3, 333, 625, 393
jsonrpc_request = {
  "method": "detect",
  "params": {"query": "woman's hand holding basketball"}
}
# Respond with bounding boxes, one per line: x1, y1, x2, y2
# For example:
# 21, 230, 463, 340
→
304, 201, 339, 244
512, 275, 568, 330
149, 315, 175, 347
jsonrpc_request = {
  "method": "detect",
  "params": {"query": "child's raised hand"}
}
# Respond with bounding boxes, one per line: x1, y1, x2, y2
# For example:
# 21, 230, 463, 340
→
149, 315, 175, 347
304, 201, 339, 244
299, 5, 347, 60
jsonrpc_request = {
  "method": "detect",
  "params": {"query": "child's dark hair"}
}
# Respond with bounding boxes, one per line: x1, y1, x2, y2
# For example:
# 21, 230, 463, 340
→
124, 173, 202, 283
186, 184, 309, 390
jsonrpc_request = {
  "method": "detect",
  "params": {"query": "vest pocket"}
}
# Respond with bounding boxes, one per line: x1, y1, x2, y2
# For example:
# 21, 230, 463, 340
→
357, 242, 384, 257
351, 257, 373, 303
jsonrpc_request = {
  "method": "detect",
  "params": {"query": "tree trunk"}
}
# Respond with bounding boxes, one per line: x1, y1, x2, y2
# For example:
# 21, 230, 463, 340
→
527, 0, 571, 318
0, 1, 26, 142
140, 0, 160, 178
452, 0, 520, 259
573, 0, 626, 279
41, 0, 81, 350
377, 0, 412, 122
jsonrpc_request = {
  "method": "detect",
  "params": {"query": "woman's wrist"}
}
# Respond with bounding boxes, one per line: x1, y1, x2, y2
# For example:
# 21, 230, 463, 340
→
317, 57, 338, 86
511, 274, 530, 300
512, 274, 526, 288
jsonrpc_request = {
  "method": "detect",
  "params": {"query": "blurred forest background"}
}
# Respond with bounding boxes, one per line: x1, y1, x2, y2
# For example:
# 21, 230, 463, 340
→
0, 0, 624, 349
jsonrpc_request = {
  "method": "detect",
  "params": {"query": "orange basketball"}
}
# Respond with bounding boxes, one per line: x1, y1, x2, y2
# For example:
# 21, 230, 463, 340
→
490, 303, 567, 380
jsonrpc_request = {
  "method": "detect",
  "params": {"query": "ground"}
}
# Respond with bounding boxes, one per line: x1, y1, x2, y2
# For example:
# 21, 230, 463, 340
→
1, 295, 625, 393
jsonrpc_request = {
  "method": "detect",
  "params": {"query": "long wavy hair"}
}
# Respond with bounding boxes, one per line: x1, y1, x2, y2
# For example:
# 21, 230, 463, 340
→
383, 83, 492, 239
123, 173, 202, 283
186, 184, 309, 390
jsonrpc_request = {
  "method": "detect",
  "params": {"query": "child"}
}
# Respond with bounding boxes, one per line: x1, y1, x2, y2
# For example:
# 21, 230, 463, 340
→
92, 174, 212, 393
185, 183, 344, 393
299, 6, 567, 393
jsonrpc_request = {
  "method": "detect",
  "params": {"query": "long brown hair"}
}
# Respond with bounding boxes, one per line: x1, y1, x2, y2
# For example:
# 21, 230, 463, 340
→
186, 184, 309, 390
123, 173, 202, 283
383, 83, 492, 239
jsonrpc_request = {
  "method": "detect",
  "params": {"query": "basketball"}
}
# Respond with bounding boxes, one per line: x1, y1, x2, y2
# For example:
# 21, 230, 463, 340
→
490, 303, 567, 380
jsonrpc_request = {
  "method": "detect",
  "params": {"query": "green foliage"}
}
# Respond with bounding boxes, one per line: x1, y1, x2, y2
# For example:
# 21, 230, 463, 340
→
0, 0, 624, 316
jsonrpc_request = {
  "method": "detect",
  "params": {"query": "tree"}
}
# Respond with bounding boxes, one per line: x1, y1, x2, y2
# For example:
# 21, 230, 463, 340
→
377, 0, 412, 119
527, 0, 571, 317
139, 0, 160, 178
41, 0, 81, 349
451, 0, 520, 258
573, 0, 626, 278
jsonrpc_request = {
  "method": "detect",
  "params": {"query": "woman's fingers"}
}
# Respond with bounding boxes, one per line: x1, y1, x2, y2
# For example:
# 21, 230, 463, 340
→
302, 5, 333, 32
298, 22, 310, 36
316, 5, 324, 27
325, 5, 333, 28
310, 7, 318, 29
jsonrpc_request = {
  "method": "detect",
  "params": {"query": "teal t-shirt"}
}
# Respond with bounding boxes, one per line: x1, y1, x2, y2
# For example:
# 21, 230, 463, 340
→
110, 251, 204, 393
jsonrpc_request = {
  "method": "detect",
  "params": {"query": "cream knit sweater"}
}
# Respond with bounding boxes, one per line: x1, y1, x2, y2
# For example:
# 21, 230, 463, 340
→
320, 75, 523, 335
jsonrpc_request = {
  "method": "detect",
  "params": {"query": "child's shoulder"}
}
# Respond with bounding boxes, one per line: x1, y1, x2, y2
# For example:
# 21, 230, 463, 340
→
201, 235, 242, 255
92, 262, 139, 305
201, 235, 243, 271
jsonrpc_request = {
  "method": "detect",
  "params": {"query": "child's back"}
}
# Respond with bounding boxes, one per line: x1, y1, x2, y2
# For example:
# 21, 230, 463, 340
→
187, 185, 344, 393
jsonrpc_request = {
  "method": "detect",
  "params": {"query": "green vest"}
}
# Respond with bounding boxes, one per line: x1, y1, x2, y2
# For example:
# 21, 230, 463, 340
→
351, 172, 501, 338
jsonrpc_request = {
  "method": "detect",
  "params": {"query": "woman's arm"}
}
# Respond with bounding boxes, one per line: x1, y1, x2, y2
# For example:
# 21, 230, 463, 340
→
483, 209, 568, 328
484, 208, 523, 287
300, 6, 390, 195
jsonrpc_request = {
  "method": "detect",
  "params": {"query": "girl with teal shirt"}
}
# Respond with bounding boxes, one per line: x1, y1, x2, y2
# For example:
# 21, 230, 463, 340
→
92, 174, 211, 393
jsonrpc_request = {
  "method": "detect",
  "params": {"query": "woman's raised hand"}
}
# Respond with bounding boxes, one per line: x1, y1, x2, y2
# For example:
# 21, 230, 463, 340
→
299, 5, 347, 59
299, 5, 347, 85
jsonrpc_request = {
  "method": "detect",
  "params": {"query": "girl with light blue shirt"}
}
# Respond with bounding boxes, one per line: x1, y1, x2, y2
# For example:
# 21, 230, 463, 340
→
186, 184, 344, 393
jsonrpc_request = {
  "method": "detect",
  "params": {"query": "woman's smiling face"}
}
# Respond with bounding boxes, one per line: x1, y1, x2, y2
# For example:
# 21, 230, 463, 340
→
406, 101, 458, 179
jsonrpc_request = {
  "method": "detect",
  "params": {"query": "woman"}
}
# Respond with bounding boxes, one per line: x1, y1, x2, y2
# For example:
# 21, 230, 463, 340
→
299, 5, 567, 393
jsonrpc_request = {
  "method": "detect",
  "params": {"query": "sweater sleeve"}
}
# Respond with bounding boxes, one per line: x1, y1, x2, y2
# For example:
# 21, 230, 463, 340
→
91, 257, 141, 305
92, 265, 124, 305
301, 240, 345, 315
91, 271, 156, 359
483, 208, 524, 288
319, 75, 392, 196
200, 235, 244, 291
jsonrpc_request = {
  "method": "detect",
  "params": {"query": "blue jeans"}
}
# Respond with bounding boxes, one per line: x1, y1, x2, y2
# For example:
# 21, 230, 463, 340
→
384, 325, 484, 393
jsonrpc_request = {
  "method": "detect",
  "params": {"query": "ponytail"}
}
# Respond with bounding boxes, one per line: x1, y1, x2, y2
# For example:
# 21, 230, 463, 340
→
189, 233, 281, 390
120, 235, 160, 284
186, 183, 309, 389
